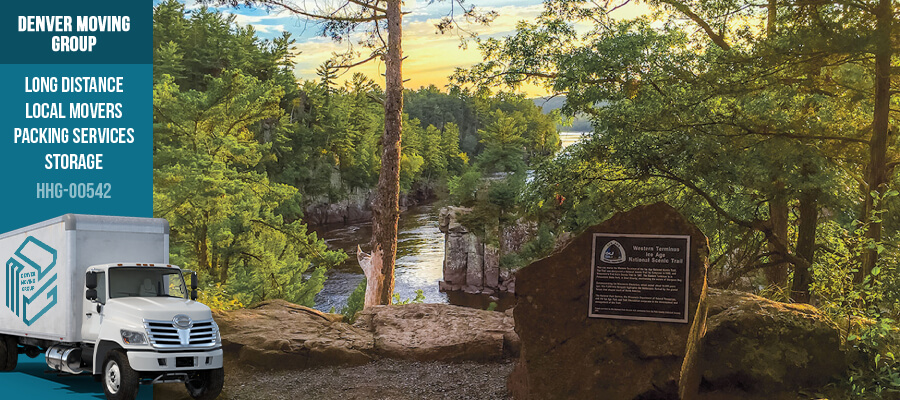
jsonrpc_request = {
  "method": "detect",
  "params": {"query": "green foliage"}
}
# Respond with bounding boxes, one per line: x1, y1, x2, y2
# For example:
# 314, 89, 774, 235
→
153, 3, 347, 307
487, 171, 526, 212
405, 86, 561, 164
448, 169, 483, 206
812, 192, 900, 321
500, 224, 558, 270
476, 110, 529, 173
154, 0, 295, 92
197, 283, 246, 311
152, 2, 562, 309
340, 279, 367, 323
154, 71, 346, 307
845, 318, 900, 398
805, 193, 900, 397
455, 0, 898, 301
392, 290, 426, 305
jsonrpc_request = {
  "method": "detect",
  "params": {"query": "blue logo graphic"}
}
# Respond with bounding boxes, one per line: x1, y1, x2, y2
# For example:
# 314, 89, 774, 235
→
600, 240, 626, 264
5, 237, 57, 326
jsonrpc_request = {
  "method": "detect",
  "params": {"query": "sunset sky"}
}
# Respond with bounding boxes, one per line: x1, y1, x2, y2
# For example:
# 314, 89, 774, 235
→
167, 1, 648, 96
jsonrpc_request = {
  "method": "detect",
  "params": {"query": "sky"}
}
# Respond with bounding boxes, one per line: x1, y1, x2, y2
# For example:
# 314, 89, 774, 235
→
167, 0, 549, 95
163, 1, 650, 97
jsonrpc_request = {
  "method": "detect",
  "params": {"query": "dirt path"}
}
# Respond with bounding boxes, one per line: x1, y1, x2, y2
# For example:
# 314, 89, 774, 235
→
156, 359, 515, 400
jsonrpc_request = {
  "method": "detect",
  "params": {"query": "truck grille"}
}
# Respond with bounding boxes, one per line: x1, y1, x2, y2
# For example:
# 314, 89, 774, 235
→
143, 319, 218, 349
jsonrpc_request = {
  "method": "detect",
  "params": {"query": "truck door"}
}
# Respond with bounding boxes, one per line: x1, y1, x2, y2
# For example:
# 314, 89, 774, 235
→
81, 272, 106, 342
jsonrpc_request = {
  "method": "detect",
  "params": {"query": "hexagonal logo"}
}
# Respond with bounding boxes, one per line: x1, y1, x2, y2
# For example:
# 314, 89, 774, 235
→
5, 236, 57, 326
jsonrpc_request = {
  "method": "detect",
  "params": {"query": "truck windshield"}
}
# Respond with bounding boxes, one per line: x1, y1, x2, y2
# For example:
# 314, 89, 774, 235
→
108, 267, 187, 299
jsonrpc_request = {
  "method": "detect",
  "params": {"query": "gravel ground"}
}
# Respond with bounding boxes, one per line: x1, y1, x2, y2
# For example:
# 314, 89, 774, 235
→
156, 359, 515, 400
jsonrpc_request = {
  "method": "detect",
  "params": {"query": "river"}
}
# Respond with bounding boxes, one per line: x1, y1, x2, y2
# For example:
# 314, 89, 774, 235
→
311, 204, 448, 312
311, 203, 516, 312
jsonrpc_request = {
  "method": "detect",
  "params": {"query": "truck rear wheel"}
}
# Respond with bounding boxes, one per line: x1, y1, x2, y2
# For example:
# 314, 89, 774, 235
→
102, 351, 139, 400
0, 335, 17, 372
185, 367, 224, 400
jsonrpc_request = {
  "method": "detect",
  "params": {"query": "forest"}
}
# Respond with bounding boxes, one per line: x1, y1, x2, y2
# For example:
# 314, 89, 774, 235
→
151, 0, 558, 308
452, 0, 900, 396
152, 0, 898, 396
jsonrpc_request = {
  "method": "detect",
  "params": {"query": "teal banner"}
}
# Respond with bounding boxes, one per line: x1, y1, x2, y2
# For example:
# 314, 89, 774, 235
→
0, 1, 151, 232
0, 1, 152, 398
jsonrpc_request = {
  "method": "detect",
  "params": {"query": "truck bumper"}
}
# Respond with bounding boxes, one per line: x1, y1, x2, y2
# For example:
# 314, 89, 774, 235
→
126, 348, 223, 372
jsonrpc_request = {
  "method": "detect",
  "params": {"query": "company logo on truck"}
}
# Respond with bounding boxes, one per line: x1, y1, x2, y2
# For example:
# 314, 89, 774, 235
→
5, 236, 57, 326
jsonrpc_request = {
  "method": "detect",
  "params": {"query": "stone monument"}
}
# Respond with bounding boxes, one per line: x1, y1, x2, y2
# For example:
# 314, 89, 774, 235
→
508, 202, 709, 399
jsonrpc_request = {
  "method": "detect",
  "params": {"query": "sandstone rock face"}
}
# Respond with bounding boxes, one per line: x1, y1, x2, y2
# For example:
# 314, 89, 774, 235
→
354, 303, 519, 362
509, 202, 709, 400
304, 187, 375, 226
701, 289, 847, 393
439, 207, 526, 295
501, 221, 537, 256
217, 301, 519, 371
484, 245, 501, 290
216, 300, 375, 369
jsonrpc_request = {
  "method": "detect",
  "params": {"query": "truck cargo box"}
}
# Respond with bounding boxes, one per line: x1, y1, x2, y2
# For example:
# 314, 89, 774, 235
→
1, 214, 168, 342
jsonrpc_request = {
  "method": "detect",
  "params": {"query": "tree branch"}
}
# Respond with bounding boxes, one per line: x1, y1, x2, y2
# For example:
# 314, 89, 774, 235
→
254, 0, 387, 23
334, 52, 383, 69
346, 0, 387, 13
656, 0, 731, 50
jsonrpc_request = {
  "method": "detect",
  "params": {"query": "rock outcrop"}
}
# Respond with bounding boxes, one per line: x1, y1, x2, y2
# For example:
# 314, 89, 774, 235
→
305, 187, 375, 226
305, 187, 432, 226
216, 300, 375, 369
507, 285, 849, 399
700, 289, 847, 394
354, 303, 519, 362
216, 301, 519, 370
508, 202, 709, 400
438, 206, 531, 295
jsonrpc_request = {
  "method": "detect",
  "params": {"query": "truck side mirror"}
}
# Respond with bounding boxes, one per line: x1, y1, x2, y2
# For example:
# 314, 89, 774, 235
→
85, 272, 98, 301
190, 272, 198, 301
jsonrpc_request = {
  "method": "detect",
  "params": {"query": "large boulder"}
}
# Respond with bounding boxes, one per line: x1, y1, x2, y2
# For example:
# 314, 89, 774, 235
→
509, 202, 709, 400
700, 289, 847, 394
216, 300, 375, 369
354, 303, 519, 362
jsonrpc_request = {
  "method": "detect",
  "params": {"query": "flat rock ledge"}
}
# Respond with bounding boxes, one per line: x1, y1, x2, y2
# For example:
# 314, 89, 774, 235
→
354, 303, 520, 362
216, 300, 375, 369
216, 301, 519, 370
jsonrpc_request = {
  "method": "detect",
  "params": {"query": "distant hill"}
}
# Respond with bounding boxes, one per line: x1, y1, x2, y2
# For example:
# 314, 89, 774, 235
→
531, 96, 592, 132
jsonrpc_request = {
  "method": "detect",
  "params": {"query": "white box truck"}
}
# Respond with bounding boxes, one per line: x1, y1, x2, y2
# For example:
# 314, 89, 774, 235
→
0, 214, 224, 400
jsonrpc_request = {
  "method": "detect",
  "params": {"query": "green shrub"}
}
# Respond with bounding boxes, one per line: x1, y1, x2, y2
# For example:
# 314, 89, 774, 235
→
339, 279, 367, 323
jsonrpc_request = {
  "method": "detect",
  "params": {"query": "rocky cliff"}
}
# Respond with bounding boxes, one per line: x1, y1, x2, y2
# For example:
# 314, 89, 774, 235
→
438, 206, 534, 295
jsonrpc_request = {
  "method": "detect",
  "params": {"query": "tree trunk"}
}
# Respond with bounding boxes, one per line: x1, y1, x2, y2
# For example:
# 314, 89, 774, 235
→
791, 191, 817, 303
198, 220, 210, 272
219, 255, 230, 284
369, 0, 403, 306
859, 0, 893, 282
766, 0, 776, 36
765, 196, 789, 290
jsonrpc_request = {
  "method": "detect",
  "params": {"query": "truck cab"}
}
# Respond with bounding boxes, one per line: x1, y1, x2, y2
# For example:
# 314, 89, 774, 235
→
78, 263, 224, 400
0, 214, 222, 400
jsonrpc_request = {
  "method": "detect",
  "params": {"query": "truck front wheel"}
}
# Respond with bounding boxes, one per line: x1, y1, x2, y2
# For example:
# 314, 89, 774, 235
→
185, 367, 224, 400
102, 351, 139, 400
0, 335, 17, 372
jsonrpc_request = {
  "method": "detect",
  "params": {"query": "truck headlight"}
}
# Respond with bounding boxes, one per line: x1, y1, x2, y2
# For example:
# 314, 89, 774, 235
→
121, 329, 148, 345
